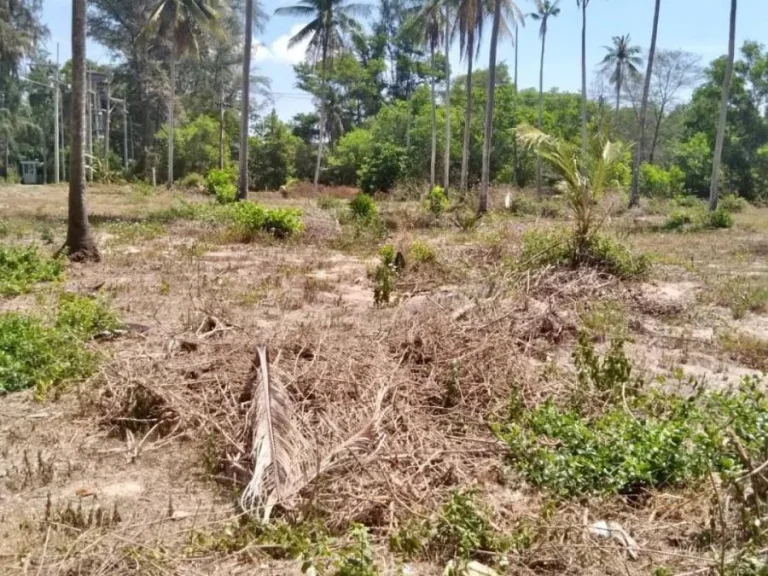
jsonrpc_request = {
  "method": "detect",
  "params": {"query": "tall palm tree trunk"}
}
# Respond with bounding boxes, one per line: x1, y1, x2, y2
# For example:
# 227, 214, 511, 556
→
615, 69, 622, 117
629, 0, 661, 207
443, 7, 451, 191
66, 0, 99, 262
238, 0, 253, 200
219, 83, 226, 169
314, 40, 328, 194
580, 1, 588, 156
429, 43, 437, 189
167, 49, 176, 188
649, 103, 665, 164
537, 30, 546, 196
460, 33, 474, 192
710, 0, 737, 211
512, 21, 519, 187
479, 0, 501, 215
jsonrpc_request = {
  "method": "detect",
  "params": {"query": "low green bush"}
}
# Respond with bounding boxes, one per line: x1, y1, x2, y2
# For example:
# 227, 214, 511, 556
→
409, 240, 436, 264
0, 246, 63, 296
180, 172, 205, 190
519, 228, 648, 278
425, 186, 449, 215
663, 207, 733, 231
663, 210, 696, 230
358, 143, 405, 194
0, 294, 120, 395
224, 202, 304, 240
349, 193, 377, 220
373, 244, 401, 306
706, 208, 734, 229
719, 194, 750, 213
205, 168, 238, 204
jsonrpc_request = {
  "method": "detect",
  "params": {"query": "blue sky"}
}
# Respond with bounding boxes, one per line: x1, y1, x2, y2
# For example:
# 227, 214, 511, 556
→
40, 0, 768, 121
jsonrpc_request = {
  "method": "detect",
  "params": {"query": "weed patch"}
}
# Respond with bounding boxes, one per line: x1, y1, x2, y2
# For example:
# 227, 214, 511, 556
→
0, 294, 119, 395
0, 245, 63, 296
409, 240, 437, 264
719, 331, 768, 371
519, 228, 648, 278
706, 275, 768, 319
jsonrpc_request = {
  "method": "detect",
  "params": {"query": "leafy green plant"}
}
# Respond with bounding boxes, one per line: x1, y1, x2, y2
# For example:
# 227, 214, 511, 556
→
55, 293, 122, 339
425, 185, 449, 215
0, 246, 63, 296
373, 244, 400, 306
409, 240, 436, 264
573, 331, 637, 397
332, 524, 378, 576
205, 168, 237, 204
719, 194, 750, 213
180, 172, 205, 189
663, 210, 696, 230
432, 490, 505, 561
224, 202, 304, 240
349, 193, 376, 220
706, 208, 734, 229
358, 142, 406, 194
498, 373, 768, 499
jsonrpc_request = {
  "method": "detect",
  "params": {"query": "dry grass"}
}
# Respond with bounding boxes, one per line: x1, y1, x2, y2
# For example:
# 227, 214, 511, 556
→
2, 183, 768, 575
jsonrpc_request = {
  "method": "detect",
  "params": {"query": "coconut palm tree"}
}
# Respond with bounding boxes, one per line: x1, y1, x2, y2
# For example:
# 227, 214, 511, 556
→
66, 0, 100, 261
455, 0, 486, 192
710, 0, 737, 211
530, 0, 560, 196
145, 0, 222, 188
274, 0, 371, 193
629, 0, 661, 207
478, 0, 522, 213
443, 4, 452, 191
405, 0, 444, 189
600, 34, 642, 117
238, 0, 267, 200
576, 0, 589, 156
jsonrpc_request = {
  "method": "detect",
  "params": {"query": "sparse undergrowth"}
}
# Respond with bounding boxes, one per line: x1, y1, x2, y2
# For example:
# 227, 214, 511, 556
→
519, 228, 649, 278
663, 207, 734, 231
0, 245, 63, 296
0, 293, 119, 395
704, 274, 768, 319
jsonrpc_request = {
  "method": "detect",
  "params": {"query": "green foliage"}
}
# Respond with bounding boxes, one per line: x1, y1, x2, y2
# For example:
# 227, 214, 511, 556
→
349, 193, 377, 220
663, 210, 695, 230
224, 202, 304, 240
0, 245, 63, 296
55, 293, 122, 339
409, 240, 436, 264
706, 208, 734, 229
326, 128, 374, 186
359, 143, 406, 194
249, 111, 301, 191
332, 525, 378, 576
432, 490, 505, 561
573, 331, 637, 397
0, 295, 120, 395
180, 172, 205, 189
425, 186, 449, 215
639, 163, 685, 198
719, 194, 750, 213
500, 377, 768, 498
206, 168, 237, 204
373, 244, 400, 306
672, 133, 712, 197
156, 115, 227, 179
519, 228, 648, 278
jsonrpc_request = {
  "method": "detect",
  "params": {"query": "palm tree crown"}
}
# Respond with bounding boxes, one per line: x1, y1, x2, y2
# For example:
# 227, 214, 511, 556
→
529, 0, 560, 38
275, 0, 371, 67
146, 0, 222, 55
601, 33, 643, 109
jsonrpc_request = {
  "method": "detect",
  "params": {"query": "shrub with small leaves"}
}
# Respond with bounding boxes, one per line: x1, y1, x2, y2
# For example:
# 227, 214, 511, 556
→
332, 524, 378, 576
180, 172, 205, 190
409, 240, 436, 264
373, 244, 400, 306
432, 490, 505, 561
55, 293, 122, 339
425, 185, 449, 215
706, 208, 733, 229
349, 193, 376, 220
224, 202, 304, 239
205, 168, 238, 204
719, 194, 750, 213
0, 246, 63, 296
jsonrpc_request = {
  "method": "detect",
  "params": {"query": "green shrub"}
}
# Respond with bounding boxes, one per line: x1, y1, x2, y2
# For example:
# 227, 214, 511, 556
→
205, 168, 237, 203
719, 194, 750, 213
358, 143, 406, 194
499, 377, 768, 498
180, 172, 205, 190
663, 210, 696, 230
706, 208, 734, 229
349, 193, 377, 220
432, 490, 506, 561
373, 244, 400, 306
673, 194, 705, 208
224, 202, 304, 240
332, 524, 378, 576
425, 186, 449, 215
518, 229, 648, 278
0, 246, 63, 296
409, 240, 436, 264
55, 293, 122, 339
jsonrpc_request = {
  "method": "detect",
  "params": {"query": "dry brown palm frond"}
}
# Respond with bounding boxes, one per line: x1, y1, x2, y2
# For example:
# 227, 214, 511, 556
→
240, 346, 309, 521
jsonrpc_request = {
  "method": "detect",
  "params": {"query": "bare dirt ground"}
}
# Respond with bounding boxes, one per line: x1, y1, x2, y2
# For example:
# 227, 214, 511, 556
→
1, 183, 767, 575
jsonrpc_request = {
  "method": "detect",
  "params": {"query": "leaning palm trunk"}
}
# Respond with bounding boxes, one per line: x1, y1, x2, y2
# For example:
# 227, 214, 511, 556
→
429, 43, 437, 189
66, 0, 99, 262
629, 0, 661, 207
443, 7, 451, 191
479, 0, 502, 214
460, 33, 474, 192
710, 0, 737, 211
238, 0, 254, 200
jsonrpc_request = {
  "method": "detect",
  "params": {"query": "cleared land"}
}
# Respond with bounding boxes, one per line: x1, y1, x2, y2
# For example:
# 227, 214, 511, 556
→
1, 183, 767, 575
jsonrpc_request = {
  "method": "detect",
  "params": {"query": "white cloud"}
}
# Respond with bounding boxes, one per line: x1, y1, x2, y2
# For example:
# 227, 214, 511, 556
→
253, 24, 312, 65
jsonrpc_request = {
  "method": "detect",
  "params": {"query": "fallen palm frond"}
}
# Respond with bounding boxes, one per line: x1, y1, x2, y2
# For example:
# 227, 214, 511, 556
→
239, 346, 390, 521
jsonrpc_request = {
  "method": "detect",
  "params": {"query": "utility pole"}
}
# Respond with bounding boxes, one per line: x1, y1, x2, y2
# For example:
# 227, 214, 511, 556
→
54, 44, 60, 184
104, 74, 111, 173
